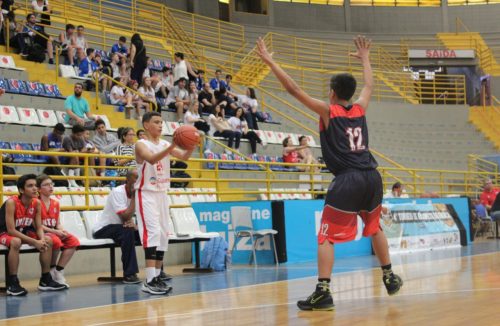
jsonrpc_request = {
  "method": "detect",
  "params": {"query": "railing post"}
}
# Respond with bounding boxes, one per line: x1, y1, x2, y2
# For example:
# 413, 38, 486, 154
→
266, 163, 271, 201
55, 47, 59, 83
215, 161, 220, 202
6, 17, 10, 53
439, 172, 444, 196
84, 155, 90, 209
0, 151, 3, 203
95, 73, 99, 110
412, 171, 417, 196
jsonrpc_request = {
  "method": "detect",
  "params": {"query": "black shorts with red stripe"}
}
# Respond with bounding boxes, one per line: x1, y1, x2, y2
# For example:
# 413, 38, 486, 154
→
318, 169, 383, 244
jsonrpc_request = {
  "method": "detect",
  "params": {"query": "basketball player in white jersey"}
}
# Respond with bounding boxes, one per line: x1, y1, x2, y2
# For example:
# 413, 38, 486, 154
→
135, 112, 193, 294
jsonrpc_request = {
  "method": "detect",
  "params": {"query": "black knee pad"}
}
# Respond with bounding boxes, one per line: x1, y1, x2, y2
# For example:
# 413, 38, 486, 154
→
144, 247, 157, 260
155, 250, 165, 261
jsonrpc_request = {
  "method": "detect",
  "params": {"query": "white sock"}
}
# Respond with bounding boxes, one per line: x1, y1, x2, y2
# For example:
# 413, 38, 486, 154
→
155, 268, 161, 277
145, 267, 156, 283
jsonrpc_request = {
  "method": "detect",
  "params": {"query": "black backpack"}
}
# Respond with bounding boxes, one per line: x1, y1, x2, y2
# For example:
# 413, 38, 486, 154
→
27, 44, 46, 63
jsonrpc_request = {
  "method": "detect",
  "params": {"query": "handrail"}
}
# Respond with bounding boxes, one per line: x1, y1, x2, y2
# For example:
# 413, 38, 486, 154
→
455, 17, 470, 34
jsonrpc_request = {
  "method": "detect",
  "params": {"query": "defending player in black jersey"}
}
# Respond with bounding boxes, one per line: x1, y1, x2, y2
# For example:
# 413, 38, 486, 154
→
257, 36, 402, 311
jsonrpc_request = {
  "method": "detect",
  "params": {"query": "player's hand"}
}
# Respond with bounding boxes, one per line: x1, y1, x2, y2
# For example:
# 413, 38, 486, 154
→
256, 37, 274, 66
34, 240, 47, 252
58, 230, 68, 239
349, 35, 371, 61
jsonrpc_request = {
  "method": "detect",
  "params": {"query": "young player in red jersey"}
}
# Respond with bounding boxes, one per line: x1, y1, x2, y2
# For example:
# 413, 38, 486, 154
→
257, 36, 402, 311
37, 174, 80, 288
0, 174, 66, 296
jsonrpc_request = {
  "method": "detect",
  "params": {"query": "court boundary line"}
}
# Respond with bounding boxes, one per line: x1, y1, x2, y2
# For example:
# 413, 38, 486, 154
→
3, 250, 499, 322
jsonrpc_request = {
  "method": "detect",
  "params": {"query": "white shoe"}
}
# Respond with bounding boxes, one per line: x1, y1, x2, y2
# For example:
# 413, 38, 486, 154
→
52, 269, 69, 288
261, 140, 268, 148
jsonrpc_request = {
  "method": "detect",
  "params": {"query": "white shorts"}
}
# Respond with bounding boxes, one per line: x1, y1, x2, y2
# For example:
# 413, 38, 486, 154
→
136, 190, 169, 251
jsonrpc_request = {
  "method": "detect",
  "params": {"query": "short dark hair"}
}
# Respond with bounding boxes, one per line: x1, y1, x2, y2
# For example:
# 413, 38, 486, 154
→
26, 13, 35, 20
94, 119, 106, 129
72, 124, 85, 134
215, 69, 222, 74
174, 52, 184, 60
248, 87, 256, 99
86, 48, 95, 56
17, 174, 37, 192
226, 74, 232, 79
282, 137, 290, 147
392, 182, 402, 191
136, 129, 145, 137
178, 77, 188, 84
77, 25, 84, 30
54, 123, 66, 133
197, 69, 205, 74
142, 112, 161, 124
119, 127, 134, 143
36, 174, 52, 188
298, 135, 307, 143
330, 73, 357, 101
119, 36, 126, 42
66, 24, 75, 31
74, 82, 84, 88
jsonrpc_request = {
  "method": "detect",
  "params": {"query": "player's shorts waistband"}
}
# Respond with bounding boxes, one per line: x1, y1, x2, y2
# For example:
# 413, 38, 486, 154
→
334, 168, 377, 176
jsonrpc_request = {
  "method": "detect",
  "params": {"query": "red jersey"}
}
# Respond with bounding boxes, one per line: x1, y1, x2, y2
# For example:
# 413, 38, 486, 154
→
283, 150, 299, 163
40, 198, 60, 228
0, 196, 39, 232
480, 188, 500, 207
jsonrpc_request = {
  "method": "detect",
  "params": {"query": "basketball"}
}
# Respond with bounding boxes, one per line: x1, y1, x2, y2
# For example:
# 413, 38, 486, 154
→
173, 125, 201, 150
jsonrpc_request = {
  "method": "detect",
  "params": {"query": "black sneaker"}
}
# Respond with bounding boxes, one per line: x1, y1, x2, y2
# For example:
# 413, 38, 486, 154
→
155, 277, 173, 294
7, 278, 28, 296
297, 283, 335, 311
158, 271, 172, 282
383, 273, 403, 296
123, 274, 142, 284
141, 277, 168, 295
38, 277, 67, 291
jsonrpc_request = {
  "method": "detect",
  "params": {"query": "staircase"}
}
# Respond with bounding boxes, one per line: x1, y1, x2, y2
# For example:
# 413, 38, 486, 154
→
469, 106, 500, 150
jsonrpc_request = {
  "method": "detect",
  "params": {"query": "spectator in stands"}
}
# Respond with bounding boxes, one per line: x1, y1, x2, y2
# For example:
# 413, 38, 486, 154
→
114, 127, 136, 177
228, 107, 265, 154
65, 83, 96, 129
108, 53, 121, 80
188, 80, 199, 103
94, 52, 111, 91
62, 124, 85, 187
297, 135, 318, 168
71, 25, 87, 61
58, 24, 76, 66
78, 48, 97, 78
208, 105, 240, 153
173, 52, 198, 85
199, 82, 215, 114
21, 13, 54, 64
166, 77, 190, 122
110, 77, 135, 113
196, 69, 205, 91
40, 123, 66, 165
480, 179, 500, 212
130, 33, 147, 84
138, 76, 158, 113
282, 136, 314, 172
489, 194, 500, 231
158, 67, 174, 98
184, 100, 209, 135
238, 87, 259, 129
0, 174, 67, 295
92, 119, 120, 155
225, 74, 233, 92
384, 182, 410, 198
93, 169, 141, 284
210, 69, 224, 91
111, 36, 128, 59
37, 174, 79, 288
136, 129, 146, 140
2, 11, 20, 50
83, 129, 107, 176
31, 0, 52, 23
216, 86, 238, 115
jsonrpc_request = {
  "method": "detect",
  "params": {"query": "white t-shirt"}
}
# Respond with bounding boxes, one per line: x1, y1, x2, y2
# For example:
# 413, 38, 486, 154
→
166, 86, 189, 105
93, 185, 130, 233
135, 139, 171, 192
173, 60, 188, 83
32, 0, 48, 19
184, 110, 200, 126
228, 116, 246, 133
208, 114, 218, 136
111, 63, 121, 79
239, 95, 258, 110
139, 86, 155, 99
110, 86, 124, 105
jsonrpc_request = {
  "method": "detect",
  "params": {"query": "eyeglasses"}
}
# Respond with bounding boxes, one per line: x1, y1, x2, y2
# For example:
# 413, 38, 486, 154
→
41, 182, 54, 187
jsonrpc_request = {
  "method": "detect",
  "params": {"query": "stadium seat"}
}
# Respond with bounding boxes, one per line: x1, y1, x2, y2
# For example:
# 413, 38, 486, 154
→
267, 155, 285, 172
204, 152, 218, 169
37, 109, 59, 127
167, 215, 179, 240
1, 186, 19, 203
171, 207, 219, 238
52, 187, 74, 207
6, 79, 27, 94
70, 187, 96, 207
91, 187, 109, 206
305, 135, 317, 147
219, 153, 234, 170
275, 132, 287, 145
263, 130, 279, 144
169, 188, 191, 206
253, 129, 268, 144
0, 79, 8, 91
205, 188, 218, 202
55, 111, 70, 127
258, 188, 269, 200
16, 107, 41, 125
59, 65, 90, 80
8, 142, 27, 163
60, 211, 112, 246
11, 143, 45, 163
25, 81, 46, 96
166, 121, 180, 135
186, 188, 206, 203
0, 55, 25, 71
44, 84, 65, 98
81, 211, 114, 244
232, 154, 248, 170
246, 153, 261, 171
0, 105, 21, 124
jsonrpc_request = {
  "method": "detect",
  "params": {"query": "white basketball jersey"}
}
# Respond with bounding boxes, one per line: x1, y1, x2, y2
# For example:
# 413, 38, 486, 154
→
135, 139, 171, 192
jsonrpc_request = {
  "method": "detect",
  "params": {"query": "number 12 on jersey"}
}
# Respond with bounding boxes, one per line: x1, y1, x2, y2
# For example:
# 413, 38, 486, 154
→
346, 127, 366, 152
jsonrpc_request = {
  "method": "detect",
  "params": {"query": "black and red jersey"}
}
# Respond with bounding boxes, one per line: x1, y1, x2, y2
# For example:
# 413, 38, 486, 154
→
0, 196, 38, 233
319, 103, 378, 175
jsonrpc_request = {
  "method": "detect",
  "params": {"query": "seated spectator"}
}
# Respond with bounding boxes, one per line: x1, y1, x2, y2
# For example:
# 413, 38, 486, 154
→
92, 119, 120, 155
188, 80, 199, 103
210, 69, 224, 91
64, 83, 96, 130
0, 174, 66, 296
58, 24, 76, 66
114, 127, 136, 177
72, 25, 88, 61
31, 0, 52, 23
297, 135, 318, 168
282, 136, 314, 172
37, 174, 79, 288
19, 13, 54, 64
184, 100, 209, 134
62, 124, 86, 187
40, 123, 66, 165
195, 69, 205, 91
228, 107, 265, 154
199, 82, 215, 114
173, 52, 198, 85
94, 52, 112, 91
126, 79, 142, 120
110, 77, 135, 114
216, 86, 238, 115
108, 53, 122, 80
384, 182, 410, 198
208, 105, 241, 153
78, 48, 97, 82
158, 67, 174, 98
93, 169, 141, 284
111, 36, 128, 59
489, 194, 500, 236
166, 77, 190, 122
136, 129, 147, 140
480, 179, 500, 212
224, 74, 233, 92
83, 129, 106, 176
238, 87, 259, 130
2, 12, 21, 51
138, 76, 158, 113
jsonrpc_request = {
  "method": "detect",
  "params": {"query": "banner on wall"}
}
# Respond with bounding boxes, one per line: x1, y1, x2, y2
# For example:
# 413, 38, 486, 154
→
191, 201, 275, 264
380, 202, 461, 254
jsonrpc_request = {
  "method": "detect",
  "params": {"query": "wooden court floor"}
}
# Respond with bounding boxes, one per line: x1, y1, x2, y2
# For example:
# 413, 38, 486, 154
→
1, 249, 499, 325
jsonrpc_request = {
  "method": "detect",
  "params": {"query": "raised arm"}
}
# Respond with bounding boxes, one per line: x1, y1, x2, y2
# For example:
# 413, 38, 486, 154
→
256, 38, 329, 122
351, 36, 373, 110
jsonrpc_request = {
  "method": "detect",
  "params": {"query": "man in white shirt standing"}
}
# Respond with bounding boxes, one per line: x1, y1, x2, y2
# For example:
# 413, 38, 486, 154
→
93, 169, 141, 284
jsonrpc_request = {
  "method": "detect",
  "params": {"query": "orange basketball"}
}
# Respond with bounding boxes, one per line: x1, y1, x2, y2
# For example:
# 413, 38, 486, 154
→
173, 125, 200, 150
